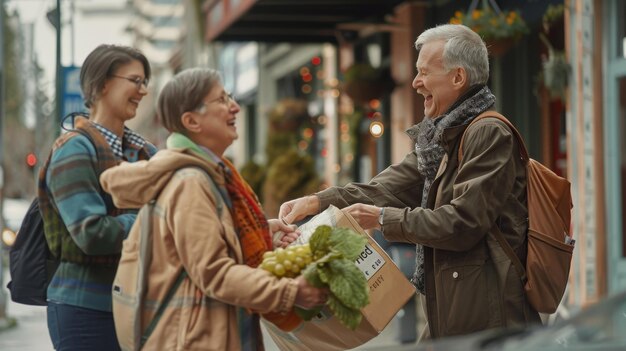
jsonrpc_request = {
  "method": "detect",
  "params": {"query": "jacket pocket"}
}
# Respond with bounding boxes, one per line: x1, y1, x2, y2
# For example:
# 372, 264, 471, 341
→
438, 262, 489, 335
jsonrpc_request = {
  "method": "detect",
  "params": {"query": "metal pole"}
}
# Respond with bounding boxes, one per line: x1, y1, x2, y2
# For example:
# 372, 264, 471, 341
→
70, 0, 75, 65
55, 0, 62, 127
0, 0, 7, 322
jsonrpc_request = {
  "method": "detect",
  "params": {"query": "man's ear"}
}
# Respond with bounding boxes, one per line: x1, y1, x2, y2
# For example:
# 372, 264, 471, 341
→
453, 66, 468, 89
180, 111, 201, 134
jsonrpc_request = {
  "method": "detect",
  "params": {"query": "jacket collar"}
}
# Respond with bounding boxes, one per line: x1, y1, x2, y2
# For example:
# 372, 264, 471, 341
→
405, 85, 493, 149
166, 132, 226, 184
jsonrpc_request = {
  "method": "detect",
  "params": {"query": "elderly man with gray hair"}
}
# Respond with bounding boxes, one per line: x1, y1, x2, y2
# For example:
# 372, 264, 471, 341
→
279, 24, 541, 339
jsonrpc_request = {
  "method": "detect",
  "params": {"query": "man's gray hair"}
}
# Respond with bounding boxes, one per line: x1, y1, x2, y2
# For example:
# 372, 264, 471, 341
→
414, 24, 489, 86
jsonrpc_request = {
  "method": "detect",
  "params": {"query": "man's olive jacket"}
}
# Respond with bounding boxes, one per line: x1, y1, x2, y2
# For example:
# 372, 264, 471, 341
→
316, 113, 541, 338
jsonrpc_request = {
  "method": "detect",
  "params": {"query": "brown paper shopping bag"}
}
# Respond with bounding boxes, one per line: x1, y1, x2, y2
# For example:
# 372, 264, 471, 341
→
264, 206, 416, 351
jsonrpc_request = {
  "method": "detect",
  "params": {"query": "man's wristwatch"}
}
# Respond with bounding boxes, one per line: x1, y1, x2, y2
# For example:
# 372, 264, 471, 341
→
378, 207, 385, 227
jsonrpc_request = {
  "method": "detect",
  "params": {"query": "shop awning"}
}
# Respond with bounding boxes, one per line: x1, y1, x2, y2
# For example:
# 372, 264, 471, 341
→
203, 0, 406, 43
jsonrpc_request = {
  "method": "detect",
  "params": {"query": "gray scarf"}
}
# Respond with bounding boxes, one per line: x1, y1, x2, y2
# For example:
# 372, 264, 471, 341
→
412, 85, 496, 294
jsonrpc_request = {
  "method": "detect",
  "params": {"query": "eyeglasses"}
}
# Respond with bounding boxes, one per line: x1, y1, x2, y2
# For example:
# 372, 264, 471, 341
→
111, 75, 149, 89
196, 92, 236, 112
207, 92, 236, 106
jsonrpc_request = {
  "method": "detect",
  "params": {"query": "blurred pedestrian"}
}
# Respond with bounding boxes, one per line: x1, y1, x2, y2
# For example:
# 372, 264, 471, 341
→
39, 44, 158, 351
279, 24, 541, 339
100, 67, 326, 350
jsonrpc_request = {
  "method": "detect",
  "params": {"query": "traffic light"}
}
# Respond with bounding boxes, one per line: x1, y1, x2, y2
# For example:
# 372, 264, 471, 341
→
26, 152, 37, 168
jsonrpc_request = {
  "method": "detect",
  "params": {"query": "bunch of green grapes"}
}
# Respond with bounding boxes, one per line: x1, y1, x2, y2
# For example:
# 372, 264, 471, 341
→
261, 243, 313, 278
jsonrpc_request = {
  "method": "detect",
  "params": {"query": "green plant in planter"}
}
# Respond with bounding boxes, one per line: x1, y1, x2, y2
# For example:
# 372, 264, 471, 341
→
266, 132, 298, 165
542, 4, 565, 32
240, 160, 267, 199
539, 33, 571, 100
262, 149, 321, 217
268, 98, 309, 132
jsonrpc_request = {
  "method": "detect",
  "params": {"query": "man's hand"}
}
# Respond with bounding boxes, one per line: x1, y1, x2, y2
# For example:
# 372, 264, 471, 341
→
279, 195, 320, 225
343, 203, 382, 230
268, 219, 300, 248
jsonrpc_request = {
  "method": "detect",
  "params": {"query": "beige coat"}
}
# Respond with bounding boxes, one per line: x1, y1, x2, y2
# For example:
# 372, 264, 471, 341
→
317, 114, 541, 338
101, 148, 298, 351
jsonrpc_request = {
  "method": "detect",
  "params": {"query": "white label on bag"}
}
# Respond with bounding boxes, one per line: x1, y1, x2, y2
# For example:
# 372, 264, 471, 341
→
354, 244, 385, 280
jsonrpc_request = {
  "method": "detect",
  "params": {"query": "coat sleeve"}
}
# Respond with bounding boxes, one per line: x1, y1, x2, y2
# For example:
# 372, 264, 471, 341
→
317, 150, 424, 210
47, 135, 134, 255
165, 169, 297, 314
383, 120, 517, 251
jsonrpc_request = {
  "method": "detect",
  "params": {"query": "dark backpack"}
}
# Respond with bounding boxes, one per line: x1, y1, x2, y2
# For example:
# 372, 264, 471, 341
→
7, 120, 98, 306
6, 198, 58, 305
459, 111, 575, 314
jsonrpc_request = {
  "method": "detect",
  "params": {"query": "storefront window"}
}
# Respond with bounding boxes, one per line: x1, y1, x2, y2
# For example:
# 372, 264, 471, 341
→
619, 76, 626, 257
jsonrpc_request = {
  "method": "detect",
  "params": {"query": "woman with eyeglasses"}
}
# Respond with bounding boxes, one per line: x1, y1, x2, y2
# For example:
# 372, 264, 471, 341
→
39, 44, 157, 350
100, 67, 327, 350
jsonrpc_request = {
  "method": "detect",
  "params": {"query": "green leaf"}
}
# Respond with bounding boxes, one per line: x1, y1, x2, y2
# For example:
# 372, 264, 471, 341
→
328, 228, 367, 260
294, 306, 323, 321
327, 259, 369, 310
309, 225, 332, 258
302, 264, 325, 288
300, 224, 371, 330
327, 295, 362, 330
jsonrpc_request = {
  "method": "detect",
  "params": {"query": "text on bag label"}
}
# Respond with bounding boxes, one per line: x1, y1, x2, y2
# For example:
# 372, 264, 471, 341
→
354, 244, 385, 279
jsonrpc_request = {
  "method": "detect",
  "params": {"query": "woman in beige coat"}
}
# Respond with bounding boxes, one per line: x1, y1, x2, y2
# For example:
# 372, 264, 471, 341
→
101, 68, 326, 350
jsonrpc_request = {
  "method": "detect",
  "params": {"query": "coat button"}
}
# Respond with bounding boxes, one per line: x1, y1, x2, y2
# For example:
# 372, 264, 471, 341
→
452, 271, 459, 279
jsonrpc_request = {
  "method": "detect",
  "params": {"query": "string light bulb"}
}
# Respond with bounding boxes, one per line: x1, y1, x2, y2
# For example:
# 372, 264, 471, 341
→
369, 121, 384, 138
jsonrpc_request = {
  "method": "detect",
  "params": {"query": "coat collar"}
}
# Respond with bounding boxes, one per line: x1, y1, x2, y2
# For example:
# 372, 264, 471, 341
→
405, 84, 493, 150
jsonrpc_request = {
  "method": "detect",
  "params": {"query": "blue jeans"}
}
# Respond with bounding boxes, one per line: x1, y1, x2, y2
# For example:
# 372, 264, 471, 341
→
47, 302, 121, 351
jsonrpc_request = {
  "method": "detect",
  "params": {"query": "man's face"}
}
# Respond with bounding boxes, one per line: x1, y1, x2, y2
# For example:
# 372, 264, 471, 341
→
412, 40, 463, 118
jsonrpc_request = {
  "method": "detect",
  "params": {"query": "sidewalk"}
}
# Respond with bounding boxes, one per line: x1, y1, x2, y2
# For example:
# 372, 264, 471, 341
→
1, 268, 416, 350
0, 270, 53, 351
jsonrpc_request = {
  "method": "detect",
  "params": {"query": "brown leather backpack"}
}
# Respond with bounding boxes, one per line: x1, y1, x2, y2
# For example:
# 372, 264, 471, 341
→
459, 111, 575, 314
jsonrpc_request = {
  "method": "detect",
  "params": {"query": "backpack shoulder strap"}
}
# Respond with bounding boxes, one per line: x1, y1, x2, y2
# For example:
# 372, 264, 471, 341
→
135, 199, 155, 349
490, 226, 528, 284
458, 111, 529, 284
458, 111, 530, 164
175, 166, 227, 217
204, 171, 225, 218
138, 166, 226, 348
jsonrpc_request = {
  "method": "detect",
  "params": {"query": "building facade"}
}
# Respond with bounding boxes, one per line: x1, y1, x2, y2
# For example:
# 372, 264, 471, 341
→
566, 0, 626, 307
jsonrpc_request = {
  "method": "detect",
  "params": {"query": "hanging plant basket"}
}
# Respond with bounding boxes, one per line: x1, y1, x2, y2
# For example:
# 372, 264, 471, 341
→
485, 37, 517, 57
267, 98, 309, 132
343, 82, 388, 104
539, 33, 571, 100
342, 63, 395, 104
449, 0, 529, 57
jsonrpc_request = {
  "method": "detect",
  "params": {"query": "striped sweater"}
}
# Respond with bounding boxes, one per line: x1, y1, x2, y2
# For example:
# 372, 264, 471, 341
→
38, 116, 157, 311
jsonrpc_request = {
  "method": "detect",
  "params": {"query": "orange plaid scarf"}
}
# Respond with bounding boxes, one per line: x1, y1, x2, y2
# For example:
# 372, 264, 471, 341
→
220, 158, 271, 268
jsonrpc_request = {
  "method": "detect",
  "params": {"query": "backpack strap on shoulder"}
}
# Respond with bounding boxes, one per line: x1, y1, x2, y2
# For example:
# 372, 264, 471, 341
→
135, 199, 155, 349
137, 199, 190, 349
458, 111, 530, 164
490, 226, 528, 284
458, 111, 530, 284
204, 171, 225, 218
137, 167, 226, 349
